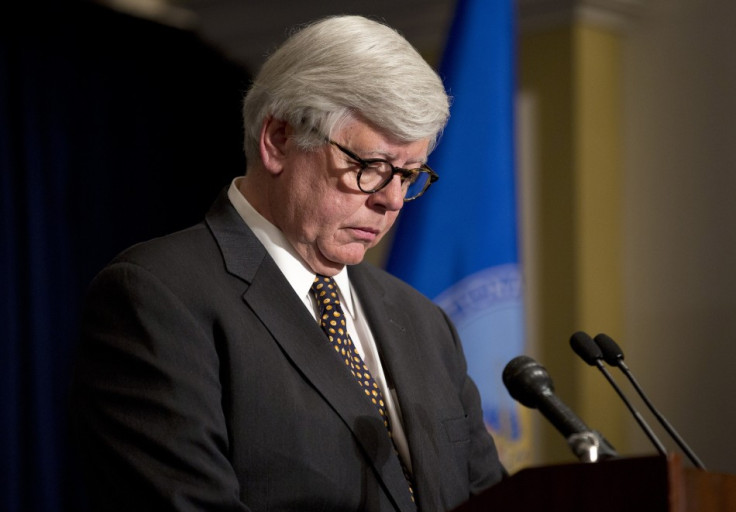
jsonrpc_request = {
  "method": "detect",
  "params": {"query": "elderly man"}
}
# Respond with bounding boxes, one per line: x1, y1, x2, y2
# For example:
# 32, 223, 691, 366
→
71, 15, 505, 512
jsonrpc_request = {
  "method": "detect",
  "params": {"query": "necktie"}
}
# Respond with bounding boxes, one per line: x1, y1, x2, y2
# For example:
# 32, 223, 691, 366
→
310, 275, 415, 504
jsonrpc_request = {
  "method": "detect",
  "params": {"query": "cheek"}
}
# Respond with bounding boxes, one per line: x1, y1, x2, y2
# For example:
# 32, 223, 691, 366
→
282, 169, 332, 225
317, 190, 364, 225
297, 192, 351, 241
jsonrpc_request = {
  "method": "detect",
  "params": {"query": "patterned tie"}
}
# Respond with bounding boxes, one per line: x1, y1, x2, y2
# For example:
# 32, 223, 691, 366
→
310, 275, 415, 504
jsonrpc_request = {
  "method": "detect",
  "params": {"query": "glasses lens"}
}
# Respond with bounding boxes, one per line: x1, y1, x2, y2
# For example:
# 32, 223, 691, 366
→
404, 171, 430, 200
358, 163, 392, 192
357, 161, 434, 200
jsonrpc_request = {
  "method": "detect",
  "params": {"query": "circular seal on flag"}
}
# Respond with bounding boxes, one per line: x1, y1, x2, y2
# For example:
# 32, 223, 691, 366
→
434, 263, 531, 469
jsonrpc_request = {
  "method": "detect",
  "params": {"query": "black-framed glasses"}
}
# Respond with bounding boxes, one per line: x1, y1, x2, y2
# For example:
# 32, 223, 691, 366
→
328, 140, 438, 201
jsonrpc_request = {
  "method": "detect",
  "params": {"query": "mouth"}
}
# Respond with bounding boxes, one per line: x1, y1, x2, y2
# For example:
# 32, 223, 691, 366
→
349, 226, 381, 242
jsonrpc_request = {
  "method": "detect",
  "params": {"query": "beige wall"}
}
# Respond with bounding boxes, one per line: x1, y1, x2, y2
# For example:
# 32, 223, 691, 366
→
622, 0, 736, 474
520, 0, 736, 473
519, 20, 628, 465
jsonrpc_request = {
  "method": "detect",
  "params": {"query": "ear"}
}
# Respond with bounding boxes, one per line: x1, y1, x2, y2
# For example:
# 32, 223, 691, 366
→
259, 116, 291, 175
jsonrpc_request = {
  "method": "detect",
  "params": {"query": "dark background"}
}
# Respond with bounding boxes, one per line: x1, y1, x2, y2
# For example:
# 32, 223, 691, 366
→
1, 3, 248, 510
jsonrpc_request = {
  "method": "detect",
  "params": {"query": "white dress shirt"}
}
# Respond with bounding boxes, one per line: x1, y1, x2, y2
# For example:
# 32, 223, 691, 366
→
227, 178, 412, 471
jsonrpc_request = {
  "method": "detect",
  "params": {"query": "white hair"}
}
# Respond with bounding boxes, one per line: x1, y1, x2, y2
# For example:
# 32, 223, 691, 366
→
242, 15, 450, 163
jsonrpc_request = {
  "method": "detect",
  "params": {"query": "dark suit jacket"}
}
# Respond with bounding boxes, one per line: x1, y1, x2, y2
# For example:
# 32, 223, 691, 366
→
71, 190, 505, 512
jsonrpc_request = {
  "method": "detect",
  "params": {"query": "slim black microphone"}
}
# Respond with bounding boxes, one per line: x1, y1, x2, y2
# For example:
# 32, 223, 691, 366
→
594, 333, 707, 469
503, 355, 617, 462
570, 331, 667, 456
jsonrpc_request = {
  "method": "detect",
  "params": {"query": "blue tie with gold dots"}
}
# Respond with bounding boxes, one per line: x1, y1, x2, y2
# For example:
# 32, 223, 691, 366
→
310, 275, 415, 503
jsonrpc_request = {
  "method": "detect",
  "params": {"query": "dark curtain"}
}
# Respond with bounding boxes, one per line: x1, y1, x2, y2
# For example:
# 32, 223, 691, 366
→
1, 3, 249, 510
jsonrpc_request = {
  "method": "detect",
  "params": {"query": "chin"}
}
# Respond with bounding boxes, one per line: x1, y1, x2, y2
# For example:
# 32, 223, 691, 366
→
328, 251, 367, 268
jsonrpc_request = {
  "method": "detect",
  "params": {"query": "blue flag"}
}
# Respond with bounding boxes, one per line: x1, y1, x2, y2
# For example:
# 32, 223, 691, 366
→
386, 0, 529, 468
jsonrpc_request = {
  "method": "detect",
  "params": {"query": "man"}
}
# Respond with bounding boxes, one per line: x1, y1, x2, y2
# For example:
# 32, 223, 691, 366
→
71, 15, 505, 512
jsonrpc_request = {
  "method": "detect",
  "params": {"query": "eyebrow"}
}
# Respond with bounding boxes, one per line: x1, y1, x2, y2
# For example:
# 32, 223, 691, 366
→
359, 147, 427, 167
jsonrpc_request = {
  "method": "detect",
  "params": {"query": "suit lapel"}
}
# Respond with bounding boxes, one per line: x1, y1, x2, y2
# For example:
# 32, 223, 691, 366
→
205, 192, 416, 512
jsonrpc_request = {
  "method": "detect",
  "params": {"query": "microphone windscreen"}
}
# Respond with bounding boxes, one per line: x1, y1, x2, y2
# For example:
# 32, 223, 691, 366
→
594, 333, 625, 366
570, 331, 603, 366
502, 355, 554, 409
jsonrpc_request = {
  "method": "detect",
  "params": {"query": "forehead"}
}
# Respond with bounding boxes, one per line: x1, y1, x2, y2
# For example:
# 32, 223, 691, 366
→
333, 118, 430, 161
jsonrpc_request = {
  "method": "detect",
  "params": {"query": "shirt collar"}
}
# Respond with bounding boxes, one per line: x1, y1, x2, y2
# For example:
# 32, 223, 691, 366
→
227, 178, 355, 316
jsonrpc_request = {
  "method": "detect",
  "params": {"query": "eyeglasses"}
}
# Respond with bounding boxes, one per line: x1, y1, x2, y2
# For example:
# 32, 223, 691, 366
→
328, 140, 438, 201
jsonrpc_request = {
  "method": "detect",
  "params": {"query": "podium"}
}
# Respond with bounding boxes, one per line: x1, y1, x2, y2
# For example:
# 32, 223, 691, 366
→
453, 455, 736, 511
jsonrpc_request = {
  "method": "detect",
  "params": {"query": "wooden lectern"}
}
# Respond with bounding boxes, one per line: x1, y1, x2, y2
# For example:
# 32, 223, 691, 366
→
453, 455, 736, 511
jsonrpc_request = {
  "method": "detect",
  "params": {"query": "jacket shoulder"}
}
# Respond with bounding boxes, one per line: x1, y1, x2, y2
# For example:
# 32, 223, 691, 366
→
110, 222, 216, 272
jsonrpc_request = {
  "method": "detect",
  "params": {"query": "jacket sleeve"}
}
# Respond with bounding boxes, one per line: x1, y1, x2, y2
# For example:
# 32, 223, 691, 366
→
70, 261, 250, 512
441, 307, 507, 494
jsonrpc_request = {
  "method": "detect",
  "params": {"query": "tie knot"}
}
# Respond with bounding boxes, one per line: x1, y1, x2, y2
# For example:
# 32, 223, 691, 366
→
311, 275, 341, 312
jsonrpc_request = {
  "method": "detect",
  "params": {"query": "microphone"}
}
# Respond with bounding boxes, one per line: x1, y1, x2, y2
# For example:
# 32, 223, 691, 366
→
594, 333, 707, 469
569, 331, 667, 456
503, 355, 618, 462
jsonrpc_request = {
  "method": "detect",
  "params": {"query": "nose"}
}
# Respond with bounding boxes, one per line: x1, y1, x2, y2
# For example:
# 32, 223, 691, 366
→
368, 175, 404, 211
